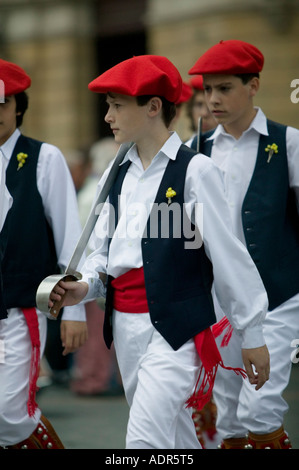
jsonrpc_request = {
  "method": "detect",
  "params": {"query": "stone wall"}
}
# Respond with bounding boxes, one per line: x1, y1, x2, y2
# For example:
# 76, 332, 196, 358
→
1, 1, 97, 153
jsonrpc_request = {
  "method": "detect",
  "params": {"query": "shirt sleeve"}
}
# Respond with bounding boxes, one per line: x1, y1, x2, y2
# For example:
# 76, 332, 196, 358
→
79, 165, 113, 300
73, 153, 123, 302
185, 154, 268, 349
36, 143, 86, 321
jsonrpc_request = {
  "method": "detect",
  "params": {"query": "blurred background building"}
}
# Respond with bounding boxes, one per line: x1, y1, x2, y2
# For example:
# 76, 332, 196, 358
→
0, 0, 298, 151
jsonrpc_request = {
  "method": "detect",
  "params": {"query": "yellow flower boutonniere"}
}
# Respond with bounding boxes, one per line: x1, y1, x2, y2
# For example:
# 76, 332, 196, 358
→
265, 143, 278, 164
166, 187, 176, 205
17, 152, 28, 171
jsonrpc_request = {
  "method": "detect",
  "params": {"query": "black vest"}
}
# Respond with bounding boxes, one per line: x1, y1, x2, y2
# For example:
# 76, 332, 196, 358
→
104, 144, 216, 351
191, 120, 299, 310
0, 135, 59, 309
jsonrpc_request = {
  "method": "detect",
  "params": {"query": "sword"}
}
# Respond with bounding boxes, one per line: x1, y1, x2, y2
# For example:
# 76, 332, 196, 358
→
36, 142, 132, 320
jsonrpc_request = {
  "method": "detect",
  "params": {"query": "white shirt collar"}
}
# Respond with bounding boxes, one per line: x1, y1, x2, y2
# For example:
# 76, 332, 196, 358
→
0, 128, 21, 161
206, 107, 269, 142
120, 131, 182, 166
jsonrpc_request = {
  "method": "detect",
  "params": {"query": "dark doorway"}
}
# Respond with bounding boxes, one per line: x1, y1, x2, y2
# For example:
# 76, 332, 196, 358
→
94, 30, 147, 138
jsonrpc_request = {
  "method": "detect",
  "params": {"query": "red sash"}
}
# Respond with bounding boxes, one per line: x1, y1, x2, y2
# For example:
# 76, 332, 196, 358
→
111, 267, 246, 410
111, 268, 149, 313
21, 308, 41, 417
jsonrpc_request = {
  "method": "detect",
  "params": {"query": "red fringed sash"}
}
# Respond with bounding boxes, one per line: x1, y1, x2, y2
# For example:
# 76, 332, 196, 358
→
185, 326, 247, 410
111, 267, 247, 411
21, 308, 41, 417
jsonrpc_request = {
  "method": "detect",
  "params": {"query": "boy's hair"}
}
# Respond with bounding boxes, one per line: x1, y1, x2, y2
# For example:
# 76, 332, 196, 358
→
136, 95, 176, 128
14, 91, 29, 127
234, 73, 260, 84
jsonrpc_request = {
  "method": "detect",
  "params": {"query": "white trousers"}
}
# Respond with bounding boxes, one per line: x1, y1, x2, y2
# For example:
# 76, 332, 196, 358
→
213, 293, 299, 438
112, 311, 202, 449
0, 308, 47, 446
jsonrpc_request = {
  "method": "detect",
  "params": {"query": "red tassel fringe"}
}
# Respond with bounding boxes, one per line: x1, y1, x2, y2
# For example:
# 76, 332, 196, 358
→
212, 316, 233, 347
186, 361, 247, 411
186, 319, 247, 411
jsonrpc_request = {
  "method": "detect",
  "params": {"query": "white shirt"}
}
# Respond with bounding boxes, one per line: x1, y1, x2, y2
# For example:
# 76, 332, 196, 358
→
207, 107, 299, 244
81, 131, 268, 349
0, 149, 12, 232
0, 128, 86, 321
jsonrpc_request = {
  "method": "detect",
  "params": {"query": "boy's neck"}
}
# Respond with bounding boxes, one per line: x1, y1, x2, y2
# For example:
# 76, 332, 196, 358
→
223, 107, 257, 140
137, 128, 170, 170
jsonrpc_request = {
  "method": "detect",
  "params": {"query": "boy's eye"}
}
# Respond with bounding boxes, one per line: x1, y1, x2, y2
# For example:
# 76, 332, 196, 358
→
220, 86, 230, 92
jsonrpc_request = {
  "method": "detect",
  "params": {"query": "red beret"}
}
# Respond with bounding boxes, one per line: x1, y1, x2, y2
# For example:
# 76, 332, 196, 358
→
189, 40, 264, 75
176, 81, 193, 104
0, 58, 31, 96
189, 75, 204, 91
88, 55, 182, 104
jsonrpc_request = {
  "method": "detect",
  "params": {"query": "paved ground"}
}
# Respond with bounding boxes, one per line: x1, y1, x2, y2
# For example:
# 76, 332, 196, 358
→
36, 364, 299, 450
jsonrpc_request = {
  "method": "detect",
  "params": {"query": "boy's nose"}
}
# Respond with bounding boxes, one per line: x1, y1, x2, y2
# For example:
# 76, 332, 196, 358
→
104, 110, 113, 123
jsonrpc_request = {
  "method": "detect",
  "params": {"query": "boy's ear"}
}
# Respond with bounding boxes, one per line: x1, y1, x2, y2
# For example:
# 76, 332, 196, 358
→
249, 76, 260, 97
148, 97, 163, 115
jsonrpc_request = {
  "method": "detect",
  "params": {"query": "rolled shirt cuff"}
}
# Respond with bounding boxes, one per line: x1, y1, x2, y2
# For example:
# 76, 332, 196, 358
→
80, 274, 106, 302
61, 303, 86, 322
240, 323, 266, 349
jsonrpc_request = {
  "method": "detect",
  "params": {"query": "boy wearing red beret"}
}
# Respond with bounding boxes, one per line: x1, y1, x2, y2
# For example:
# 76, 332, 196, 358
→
0, 58, 87, 448
189, 39, 299, 449
49, 54, 270, 449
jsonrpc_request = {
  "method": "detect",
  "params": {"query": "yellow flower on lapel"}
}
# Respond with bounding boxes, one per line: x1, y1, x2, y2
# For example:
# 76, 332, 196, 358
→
17, 152, 28, 171
166, 187, 176, 205
265, 143, 278, 163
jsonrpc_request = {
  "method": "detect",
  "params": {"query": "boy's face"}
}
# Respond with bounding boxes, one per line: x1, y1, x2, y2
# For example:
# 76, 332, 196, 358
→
104, 93, 151, 145
0, 95, 18, 145
202, 74, 259, 132
191, 90, 217, 133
